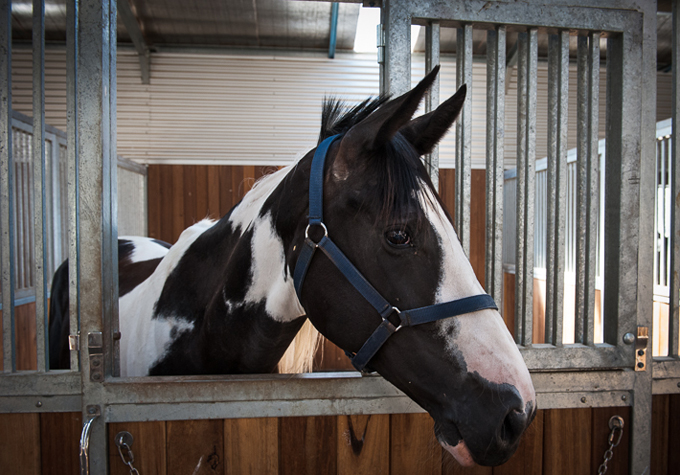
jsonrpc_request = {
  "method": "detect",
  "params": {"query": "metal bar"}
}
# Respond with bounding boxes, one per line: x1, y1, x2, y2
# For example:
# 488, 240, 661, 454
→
328, 3, 339, 59
0, 0, 16, 373
455, 24, 472, 256
424, 22, 440, 189
485, 26, 505, 306
515, 30, 537, 347
382, 0, 410, 95
33, 0, 49, 372
67, 0, 80, 372
78, 0, 117, 470
670, 0, 680, 358
575, 34, 600, 346
545, 31, 569, 346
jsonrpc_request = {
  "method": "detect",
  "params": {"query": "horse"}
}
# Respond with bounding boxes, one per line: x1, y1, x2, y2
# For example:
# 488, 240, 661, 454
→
49, 66, 536, 467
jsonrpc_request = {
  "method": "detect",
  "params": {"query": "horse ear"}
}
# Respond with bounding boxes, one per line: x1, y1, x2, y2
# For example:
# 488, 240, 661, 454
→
343, 66, 440, 151
399, 84, 467, 156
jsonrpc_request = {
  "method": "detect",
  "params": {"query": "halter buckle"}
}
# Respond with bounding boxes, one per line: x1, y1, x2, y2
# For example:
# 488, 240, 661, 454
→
305, 222, 328, 245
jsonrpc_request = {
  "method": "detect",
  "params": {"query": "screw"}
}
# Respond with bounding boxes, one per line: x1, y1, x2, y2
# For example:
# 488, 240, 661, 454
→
88, 407, 96, 414
637, 362, 645, 369
637, 349, 645, 356
581, 396, 587, 403
36, 401, 42, 408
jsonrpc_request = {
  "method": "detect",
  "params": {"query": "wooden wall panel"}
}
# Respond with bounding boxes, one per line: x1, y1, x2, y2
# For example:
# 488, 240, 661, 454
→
390, 413, 441, 475
0, 413, 41, 475
166, 420, 224, 475
590, 407, 630, 475
40, 412, 81, 475
543, 408, 592, 475
0, 303, 38, 371
337, 414, 390, 475
108, 421, 167, 475
279, 416, 337, 475
494, 410, 543, 475
224, 418, 278, 475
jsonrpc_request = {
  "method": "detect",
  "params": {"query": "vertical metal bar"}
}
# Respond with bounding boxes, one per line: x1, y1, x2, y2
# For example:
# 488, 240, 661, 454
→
67, 0, 80, 372
33, 0, 49, 372
545, 31, 569, 346
671, 0, 680, 358
78, 0, 116, 470
515, 30, 537, 347
0, 0, 16, 373
424, 22, 440, 189
575, 34, 600, 346
382, 0, 410, 96
455, 24, 472, 256
485, 26, 505, 306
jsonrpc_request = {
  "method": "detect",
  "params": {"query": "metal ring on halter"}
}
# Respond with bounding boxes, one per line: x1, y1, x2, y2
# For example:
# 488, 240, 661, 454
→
305, 222, 328, 242
388, 306, 403, 332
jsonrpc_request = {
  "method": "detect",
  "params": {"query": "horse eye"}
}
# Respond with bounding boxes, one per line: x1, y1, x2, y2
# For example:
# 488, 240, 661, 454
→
385, 229, 411, 247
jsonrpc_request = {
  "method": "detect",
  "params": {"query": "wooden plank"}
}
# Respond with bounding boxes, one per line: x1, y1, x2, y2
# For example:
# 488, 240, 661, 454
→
503, 272, 516, 337
231, 166, 244, 206
543, 408, 592, 475
195, 165, 209, 221
183, 165, 197, 230
171, 165, 185, 244
224, 418, 278, 475
337, 414, 389, 475
207, 165, 221, 220
439, 168, 456, 221
219, 166, 233, 216
40, 412, 81, 475
590, 406, 630, 475
650, 394, 669, 475
0, 413, 41, 475
108, 421, 166, 475
242, 165, 256, 196
533, 278, 546, 344
166, 420, 224, 475
668, 394, 680, 473
160, 165, 175, 244
390, 413, 441, 475
16, 302, 37, 370
279, 415, 337, 475
469, 169, 486, 284
147, 165, 161, 240
494, 409, 543, 475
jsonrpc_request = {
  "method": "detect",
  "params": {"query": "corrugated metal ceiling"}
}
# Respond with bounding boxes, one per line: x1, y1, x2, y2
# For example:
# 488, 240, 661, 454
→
10, 0, 361, 52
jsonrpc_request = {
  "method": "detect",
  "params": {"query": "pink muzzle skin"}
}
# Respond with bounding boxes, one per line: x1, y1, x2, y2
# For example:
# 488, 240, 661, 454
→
441, 440, 475, 467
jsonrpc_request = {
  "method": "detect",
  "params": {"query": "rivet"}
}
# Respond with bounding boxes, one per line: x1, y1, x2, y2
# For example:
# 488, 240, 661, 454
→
88, 407, 96, 414
581, 397, 587, 403
621, 395, 627, 401
36, 401, 42, 408
622, 333, 635, 345
677, 382, 680, 388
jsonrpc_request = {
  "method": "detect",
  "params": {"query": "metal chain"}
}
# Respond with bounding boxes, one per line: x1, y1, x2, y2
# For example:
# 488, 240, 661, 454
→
116, 432, 140, 475
597, 415, 624, 475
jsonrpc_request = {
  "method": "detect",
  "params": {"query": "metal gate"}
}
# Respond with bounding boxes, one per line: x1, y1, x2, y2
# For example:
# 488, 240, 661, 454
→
0, 1, 678, 474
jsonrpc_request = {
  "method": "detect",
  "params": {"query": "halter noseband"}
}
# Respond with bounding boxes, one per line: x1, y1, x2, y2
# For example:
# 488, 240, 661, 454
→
293, 134, 498, 372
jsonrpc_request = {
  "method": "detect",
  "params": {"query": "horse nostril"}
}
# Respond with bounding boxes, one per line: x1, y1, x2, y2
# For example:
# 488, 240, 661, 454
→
499, 408, 528, 447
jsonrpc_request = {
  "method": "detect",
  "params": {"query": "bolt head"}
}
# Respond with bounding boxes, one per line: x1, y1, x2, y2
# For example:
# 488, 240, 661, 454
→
623, 333, 635, 345
35, 401, 42, 408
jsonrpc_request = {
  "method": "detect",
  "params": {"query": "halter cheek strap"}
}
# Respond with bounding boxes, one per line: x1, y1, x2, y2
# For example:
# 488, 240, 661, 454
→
293, 134, 498, 372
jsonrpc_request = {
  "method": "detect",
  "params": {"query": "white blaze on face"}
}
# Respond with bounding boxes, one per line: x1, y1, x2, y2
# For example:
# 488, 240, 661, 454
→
119, 220, 215, 377
418, 185, 536, 409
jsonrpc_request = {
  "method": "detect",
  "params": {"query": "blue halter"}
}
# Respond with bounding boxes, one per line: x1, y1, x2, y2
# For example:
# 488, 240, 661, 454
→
293, 134, 498, 372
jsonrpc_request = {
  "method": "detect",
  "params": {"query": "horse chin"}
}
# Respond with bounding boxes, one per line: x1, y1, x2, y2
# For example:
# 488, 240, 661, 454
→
440, 440, 476, 467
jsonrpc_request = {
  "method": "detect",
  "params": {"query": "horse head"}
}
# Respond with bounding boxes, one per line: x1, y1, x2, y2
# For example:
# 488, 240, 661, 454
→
295, 67, 536, 467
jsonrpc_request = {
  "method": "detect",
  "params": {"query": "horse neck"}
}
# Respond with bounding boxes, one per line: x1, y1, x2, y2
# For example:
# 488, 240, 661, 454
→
159, 161, 313, 374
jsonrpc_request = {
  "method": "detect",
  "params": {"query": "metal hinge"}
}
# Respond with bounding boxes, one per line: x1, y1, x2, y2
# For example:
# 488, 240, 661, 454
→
88, 332, 104, 382
634, 326, 649, 372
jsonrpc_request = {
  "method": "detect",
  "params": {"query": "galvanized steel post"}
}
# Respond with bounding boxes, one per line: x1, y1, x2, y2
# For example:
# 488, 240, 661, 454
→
424, 22, 440, 189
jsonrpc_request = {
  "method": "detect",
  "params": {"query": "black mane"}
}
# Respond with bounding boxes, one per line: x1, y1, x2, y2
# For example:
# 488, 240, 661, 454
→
318, 96, 389, 143
318, 95, 439, 227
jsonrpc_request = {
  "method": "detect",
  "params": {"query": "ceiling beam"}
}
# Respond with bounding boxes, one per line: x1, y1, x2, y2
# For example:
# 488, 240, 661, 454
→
118, 0, 151, 84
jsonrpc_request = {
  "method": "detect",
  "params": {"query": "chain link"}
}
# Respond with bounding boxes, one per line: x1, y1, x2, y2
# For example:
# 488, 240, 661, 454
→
116, 432, 141, 475
597, 415, 624, 475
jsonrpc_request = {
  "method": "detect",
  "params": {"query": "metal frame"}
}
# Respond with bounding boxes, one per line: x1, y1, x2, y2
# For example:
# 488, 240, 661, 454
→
0, 1, 677, 474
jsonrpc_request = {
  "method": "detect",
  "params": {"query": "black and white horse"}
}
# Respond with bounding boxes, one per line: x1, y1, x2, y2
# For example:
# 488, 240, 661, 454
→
50, 67, 535, 466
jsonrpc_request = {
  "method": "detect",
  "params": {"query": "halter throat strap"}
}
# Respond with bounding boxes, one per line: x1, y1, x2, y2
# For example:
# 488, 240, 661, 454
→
293, 134, 498, 372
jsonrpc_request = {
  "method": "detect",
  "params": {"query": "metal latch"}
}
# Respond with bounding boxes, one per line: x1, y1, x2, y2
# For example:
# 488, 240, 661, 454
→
88, 332, 104, 382
634, 326, 649, 372
69, 333, 80, 351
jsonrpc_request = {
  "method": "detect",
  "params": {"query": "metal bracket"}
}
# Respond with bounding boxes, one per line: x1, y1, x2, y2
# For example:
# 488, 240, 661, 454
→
88, 332, 104, 382
634, 326, 649, 371
69, 333, 80, 351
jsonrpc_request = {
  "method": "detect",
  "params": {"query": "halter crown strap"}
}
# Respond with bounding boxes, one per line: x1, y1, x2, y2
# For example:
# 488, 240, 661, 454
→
293, 134, 498, 372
